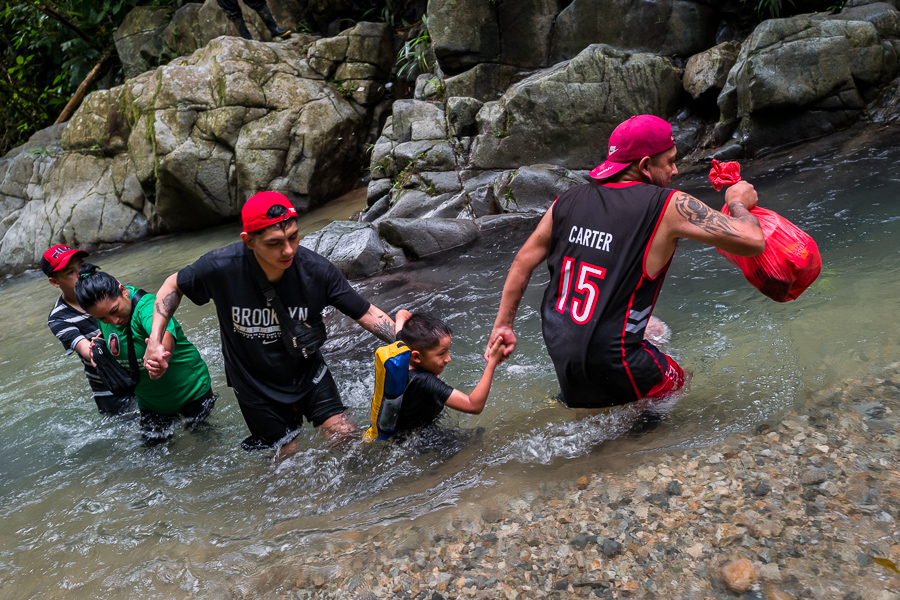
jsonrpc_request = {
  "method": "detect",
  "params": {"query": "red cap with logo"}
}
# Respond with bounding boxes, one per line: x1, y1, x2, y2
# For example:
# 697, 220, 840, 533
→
40, 244, 88, 277
241, 191, 298, 234
589, 115, 675, 180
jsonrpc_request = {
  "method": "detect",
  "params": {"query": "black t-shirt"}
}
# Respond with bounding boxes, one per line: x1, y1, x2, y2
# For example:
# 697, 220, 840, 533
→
541, 181, 675, 407
394, 369, 454, 432
176, 242, 371, 403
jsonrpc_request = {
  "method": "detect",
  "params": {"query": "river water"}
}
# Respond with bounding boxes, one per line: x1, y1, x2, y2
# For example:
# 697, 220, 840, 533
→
1, 133, 899, 598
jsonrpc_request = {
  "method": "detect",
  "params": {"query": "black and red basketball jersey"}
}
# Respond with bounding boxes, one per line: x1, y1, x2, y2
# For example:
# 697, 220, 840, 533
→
540, 181, 676, 407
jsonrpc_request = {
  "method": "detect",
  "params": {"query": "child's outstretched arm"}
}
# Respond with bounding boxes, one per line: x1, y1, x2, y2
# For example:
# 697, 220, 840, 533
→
444, 336, 505, 415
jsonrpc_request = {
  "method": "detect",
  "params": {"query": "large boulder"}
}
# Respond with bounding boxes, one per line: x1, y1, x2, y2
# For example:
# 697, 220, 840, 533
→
496, 0, 560, 68
162, 3, 206, 61
63, 25, 393, 232
501, 165, 588, 213
428, 0, 719, 75
835, 2, 900, 37
718, 13, 899, 152
364, 44, 678, 223
427, 0, 500, 74
443, 64, 528, 103
299, 220, 405, 279
114, 6, 176, 79
550, 0, 719, 63
683, 41, 742, 100
118, 0, 317, 77
377, 217, 479, 259
470, 44, 682, 170
0, 127, 151, 271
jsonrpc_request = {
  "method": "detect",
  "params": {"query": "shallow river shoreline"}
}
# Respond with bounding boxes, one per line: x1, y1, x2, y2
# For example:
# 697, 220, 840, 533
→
235, 364, 900, 599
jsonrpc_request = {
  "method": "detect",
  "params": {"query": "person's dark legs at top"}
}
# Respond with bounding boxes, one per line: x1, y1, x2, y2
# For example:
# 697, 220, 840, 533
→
252, 2, 291, 38
216, 0, 291, 41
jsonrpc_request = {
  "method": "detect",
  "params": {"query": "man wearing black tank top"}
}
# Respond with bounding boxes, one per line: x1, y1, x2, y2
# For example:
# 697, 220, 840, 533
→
486, 115, 766, 408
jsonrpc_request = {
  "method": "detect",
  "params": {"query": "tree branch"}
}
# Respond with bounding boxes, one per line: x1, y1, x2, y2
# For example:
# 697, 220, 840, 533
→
34, 1, 92, 44
54, 44, 117, 125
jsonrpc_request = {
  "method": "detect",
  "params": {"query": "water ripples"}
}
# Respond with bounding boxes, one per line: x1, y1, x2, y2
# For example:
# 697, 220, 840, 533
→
1, 145, 899, 596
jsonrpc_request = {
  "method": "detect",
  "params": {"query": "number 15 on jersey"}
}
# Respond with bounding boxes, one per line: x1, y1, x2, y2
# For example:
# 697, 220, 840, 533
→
555, 257, 606, 325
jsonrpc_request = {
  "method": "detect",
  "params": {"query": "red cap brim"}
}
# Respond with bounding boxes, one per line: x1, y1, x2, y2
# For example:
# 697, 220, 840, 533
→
589, 160, 631, 180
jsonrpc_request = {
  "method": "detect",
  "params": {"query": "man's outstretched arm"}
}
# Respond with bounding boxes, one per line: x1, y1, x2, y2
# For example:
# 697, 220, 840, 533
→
669, 180, 765, 256
486, 207, 554, 361
355, 304, 397, 343
144, 272, 183, 379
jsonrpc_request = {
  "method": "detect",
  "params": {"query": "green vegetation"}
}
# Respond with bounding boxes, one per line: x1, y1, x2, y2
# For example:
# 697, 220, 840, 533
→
364, 0, 410, 28
0, 0, 426, 157
389, 151, 428, 201
501, 170, 518, 209
328, 79, 358, 98
24, 144, 55, 158
425, 76, 444, 101
495, 112, 514, 139
742, 0, 795, 18
397, 16, 431, 79
0, 0, 181, 156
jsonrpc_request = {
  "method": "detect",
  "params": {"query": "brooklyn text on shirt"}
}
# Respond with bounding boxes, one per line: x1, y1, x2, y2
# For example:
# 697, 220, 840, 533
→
568, 226, 613, 252
231, 306, 309, 339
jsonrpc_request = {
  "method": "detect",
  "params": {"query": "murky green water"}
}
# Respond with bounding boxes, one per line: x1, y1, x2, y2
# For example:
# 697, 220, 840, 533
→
1, 137, 899, 598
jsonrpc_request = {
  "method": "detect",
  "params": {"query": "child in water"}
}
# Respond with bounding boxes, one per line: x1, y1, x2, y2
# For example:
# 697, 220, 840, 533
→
391, 310, 506, 433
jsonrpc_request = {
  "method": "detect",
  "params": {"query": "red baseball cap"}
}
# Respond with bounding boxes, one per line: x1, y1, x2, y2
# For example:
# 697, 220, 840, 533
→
241, 191, 298, 234
40, 244, 88, 277
589, 115, 675, 180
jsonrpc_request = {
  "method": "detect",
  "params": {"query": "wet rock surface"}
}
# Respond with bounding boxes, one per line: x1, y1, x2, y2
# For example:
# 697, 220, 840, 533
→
234, 364, 900, 599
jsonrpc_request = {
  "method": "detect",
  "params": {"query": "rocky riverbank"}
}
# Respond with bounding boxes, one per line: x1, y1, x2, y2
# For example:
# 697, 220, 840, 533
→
234, 364, 900, 599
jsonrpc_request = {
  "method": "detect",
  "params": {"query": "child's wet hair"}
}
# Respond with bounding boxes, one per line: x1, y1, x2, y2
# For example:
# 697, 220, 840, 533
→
74, 263, 121, 310
397, 312, 452, 352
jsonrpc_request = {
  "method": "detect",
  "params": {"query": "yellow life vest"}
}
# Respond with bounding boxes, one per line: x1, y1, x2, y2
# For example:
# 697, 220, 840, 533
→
362, 340, 411, 442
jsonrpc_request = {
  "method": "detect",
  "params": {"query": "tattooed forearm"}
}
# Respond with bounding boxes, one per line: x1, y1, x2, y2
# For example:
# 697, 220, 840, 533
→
155, 291, 181, 321
725, 199, 756, 221
372, 316, 396, 343
675, 193, 752, 238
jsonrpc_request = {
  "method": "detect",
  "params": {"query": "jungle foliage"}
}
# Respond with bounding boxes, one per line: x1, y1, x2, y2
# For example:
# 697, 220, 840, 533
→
0, 0, 183, 155
0, 0, 426, 157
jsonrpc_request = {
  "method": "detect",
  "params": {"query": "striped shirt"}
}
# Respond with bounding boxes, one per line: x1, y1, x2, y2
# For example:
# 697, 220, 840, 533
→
47, 296, 131, 414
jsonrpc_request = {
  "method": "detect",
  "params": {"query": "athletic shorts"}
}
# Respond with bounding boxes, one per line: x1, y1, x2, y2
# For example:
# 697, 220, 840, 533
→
643, 354, 686, 399
233, 368, 346, 449
140, 387, 217, 445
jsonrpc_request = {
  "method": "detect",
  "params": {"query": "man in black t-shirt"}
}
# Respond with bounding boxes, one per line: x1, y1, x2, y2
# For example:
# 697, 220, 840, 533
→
144, 192, 397, 455
486, 115, 766, 408
42, 244, 133, 415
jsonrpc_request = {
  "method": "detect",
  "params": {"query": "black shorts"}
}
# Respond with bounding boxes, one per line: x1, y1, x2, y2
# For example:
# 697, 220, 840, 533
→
140, 388, 217, 444
233, 368, 345, 449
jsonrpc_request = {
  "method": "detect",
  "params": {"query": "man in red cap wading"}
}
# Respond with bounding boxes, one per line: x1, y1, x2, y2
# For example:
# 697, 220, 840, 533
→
144, 192, 397, 455
485, 115, 766, 408
42, 245, 134, 414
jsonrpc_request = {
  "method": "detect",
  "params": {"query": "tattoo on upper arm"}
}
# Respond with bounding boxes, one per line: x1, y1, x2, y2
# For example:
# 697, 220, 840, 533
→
674, 193, 753, 239
155, 291, 181, 320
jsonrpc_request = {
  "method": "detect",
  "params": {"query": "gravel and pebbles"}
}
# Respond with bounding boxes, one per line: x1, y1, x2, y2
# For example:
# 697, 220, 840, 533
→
234, 364, 900, 599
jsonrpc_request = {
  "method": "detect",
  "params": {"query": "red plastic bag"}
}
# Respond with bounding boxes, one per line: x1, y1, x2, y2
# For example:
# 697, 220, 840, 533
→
709, 159, 742, 191
710, 161, 822, 302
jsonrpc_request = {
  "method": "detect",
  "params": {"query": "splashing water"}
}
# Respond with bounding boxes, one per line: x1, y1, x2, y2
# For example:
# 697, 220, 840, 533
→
1, 137, 899, 597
